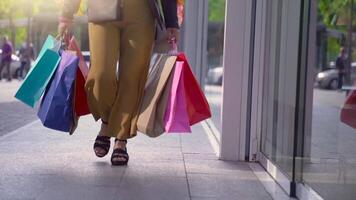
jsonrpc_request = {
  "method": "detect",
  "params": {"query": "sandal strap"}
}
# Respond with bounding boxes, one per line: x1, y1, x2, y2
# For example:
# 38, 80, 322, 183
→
111, 147, 129, 165
115, 139, 127, 143
94, 135, 111, 151
111, 148, 129, 159
93, 142, 110, 151
96, 135, 110, 141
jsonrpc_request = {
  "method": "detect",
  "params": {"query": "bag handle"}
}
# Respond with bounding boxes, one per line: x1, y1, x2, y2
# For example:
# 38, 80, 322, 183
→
168, 38, 178, 55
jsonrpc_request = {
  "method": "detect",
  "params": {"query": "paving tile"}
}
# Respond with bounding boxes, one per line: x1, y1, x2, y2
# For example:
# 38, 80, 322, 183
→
0, 101, 37, 137
37, 185, 119, 200
0, 174, 60, 200
184, 153, 218, 160
129, 147, 184, 161
185, 158, 252, 176
181, 125, 215, 154
124, 159, 186, 178
131, 134, 182, 149
0, 111, 273, 200
188, 173, 272, 200
116, 175, 189, 200
191, 197, 220, 200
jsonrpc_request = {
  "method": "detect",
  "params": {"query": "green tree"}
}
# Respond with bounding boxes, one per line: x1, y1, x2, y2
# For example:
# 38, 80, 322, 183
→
209, 0, 226, 22
0, 0, 59, 48
318, 0, 356, 62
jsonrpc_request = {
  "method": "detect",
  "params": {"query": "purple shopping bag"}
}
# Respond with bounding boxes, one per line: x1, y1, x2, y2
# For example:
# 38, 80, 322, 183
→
37, 51, 79, 132
163, 61, 191, 133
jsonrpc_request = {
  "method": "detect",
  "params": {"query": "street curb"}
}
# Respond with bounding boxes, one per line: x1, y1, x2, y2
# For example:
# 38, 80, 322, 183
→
0, 120, 40, 141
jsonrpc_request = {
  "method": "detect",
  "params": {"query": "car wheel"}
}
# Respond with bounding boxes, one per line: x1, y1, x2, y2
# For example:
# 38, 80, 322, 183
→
329, 79, 338, 90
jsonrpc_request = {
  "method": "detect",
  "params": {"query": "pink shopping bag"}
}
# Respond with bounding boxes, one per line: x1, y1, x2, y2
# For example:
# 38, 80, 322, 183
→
163, 61, 191, 133
177, 53, 212, 125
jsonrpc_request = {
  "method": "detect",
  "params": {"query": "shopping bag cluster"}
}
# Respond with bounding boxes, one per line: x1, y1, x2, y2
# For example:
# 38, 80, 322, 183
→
15, 35, 90, 133
137, 51, 212, 137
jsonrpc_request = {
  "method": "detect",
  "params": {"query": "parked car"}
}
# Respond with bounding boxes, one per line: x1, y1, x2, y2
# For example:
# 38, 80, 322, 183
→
316, 62, 356, 89
0, 49, 21, 79
207, 66, 223, 85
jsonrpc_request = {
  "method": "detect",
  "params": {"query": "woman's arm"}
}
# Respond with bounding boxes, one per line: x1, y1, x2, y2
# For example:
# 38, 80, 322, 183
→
161, 0, 179, 29
61, 0, 81, 19
58, 0, 80, 36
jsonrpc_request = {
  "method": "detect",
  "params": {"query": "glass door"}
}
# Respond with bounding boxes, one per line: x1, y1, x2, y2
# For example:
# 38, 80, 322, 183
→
298, 0, 356, 199
259, 0, 302, 178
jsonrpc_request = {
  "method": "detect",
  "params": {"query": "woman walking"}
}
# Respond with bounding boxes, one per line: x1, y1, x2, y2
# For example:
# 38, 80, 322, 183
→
58, 0, 179, 166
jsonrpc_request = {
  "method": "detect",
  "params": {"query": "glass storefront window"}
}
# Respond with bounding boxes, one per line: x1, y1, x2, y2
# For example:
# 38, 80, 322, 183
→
260, 0, 302, 178
302, 0, 356, 199
204, 0, 226, 133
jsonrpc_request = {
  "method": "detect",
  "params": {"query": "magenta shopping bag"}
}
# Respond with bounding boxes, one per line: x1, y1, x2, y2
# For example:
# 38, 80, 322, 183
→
163, 61, 191, 133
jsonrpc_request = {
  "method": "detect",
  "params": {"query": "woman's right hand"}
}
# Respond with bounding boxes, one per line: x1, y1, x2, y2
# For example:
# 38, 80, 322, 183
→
58, 22, 72, 37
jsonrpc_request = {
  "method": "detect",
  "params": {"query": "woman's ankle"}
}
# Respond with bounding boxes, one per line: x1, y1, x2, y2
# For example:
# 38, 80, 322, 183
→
114, 139, 127, 149
98, 122, 108, 136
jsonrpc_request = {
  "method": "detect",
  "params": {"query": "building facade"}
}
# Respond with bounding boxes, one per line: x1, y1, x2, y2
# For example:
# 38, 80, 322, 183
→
182, 0, 356, 199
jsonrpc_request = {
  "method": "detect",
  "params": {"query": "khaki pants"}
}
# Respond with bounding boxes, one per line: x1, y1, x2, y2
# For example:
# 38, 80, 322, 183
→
85, 0, 155, 139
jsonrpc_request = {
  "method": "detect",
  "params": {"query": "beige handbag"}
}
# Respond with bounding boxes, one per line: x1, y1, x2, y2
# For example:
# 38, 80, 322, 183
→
137, 54, 177, 137
88, 0, 124, 23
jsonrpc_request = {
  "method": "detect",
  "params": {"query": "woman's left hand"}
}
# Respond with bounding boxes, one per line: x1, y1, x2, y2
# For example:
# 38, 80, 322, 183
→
166, 28, 180, 43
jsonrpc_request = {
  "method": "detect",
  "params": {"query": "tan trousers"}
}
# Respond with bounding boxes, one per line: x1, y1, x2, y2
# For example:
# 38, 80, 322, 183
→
85, 0, 155, 139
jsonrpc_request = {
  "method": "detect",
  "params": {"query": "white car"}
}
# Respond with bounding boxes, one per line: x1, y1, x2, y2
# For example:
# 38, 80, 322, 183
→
207, 66, 223, 85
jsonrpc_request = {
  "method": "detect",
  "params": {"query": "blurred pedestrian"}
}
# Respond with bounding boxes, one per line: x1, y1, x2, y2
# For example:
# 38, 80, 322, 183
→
17, 42, 35, 79
336, 47, 347, 89
0, 35, 14, 81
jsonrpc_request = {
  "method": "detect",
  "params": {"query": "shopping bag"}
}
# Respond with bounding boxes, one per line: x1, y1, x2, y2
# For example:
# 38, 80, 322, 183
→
340, 89, 356, 129
15, 35, 61, 107
164, 61, 191, 133
178, 53, 212, 125
137, 54, 177, 137
37, 51, 79, 132
67, 37, 91, 116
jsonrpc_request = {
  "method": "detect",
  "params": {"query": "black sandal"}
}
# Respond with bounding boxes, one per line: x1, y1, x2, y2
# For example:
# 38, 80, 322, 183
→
111, 139, 129, 166
93, 135, 111, 158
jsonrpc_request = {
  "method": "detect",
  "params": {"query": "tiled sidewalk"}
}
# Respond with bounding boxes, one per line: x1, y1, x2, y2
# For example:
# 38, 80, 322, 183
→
0, 116, 273, 200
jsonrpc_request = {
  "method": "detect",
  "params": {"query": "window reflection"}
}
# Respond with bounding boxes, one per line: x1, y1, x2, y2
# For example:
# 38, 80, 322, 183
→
303, 0, 356, 199
204, 0, 226, 133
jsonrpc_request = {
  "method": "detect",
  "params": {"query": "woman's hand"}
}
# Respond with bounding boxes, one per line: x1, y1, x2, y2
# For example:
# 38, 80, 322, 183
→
166, 28, 180, 43
58, 21, 72, 37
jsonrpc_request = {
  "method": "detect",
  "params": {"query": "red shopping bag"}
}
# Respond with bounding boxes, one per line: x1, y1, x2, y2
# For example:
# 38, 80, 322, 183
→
176, 53, 212, 125
340, 90, 356, 129
164, 61, 191, 133
68, 37, 91, 116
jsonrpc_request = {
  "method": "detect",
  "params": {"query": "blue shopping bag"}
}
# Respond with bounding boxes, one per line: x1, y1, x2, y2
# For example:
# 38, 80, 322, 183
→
15, 35, 61, 107
37, 51, 79, 132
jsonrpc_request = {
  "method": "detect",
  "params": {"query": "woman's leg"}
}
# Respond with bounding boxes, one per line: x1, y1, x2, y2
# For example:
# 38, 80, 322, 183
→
18, 61, 26, 79
107, 0, 156, 141
86, 22, 121, 157
86, 22, 120, 127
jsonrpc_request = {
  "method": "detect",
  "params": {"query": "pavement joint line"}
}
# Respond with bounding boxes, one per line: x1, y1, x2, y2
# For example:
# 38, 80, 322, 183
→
248, 162, 291, 200
0, 120, 40, 141
201, 121, 220, 157
179, 134, 192, 200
